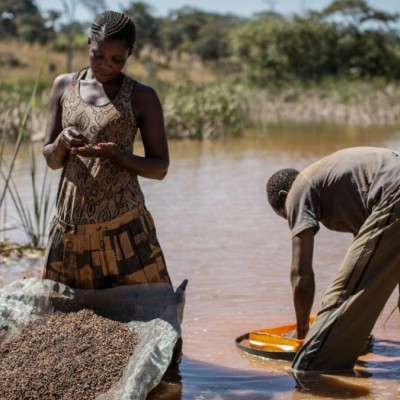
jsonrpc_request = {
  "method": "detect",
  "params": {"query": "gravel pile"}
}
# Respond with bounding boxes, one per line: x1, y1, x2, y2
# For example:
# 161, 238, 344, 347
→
0, 309, 139, 399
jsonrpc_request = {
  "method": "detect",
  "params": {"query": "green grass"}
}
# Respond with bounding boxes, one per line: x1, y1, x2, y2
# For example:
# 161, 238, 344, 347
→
0, 56, 54, 248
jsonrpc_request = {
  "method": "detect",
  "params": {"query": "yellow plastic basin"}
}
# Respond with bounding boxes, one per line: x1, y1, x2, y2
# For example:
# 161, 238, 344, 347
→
249, 316, 316, 353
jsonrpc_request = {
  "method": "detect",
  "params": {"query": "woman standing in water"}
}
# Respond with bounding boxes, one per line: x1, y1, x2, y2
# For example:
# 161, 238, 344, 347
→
42, 11, 173, 290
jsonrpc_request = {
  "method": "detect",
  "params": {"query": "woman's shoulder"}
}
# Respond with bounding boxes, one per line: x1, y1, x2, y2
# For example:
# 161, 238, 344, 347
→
130, 80, 160, 104
49, 71, 83, 105
50, 72, 77, 97
52, 72, 76, 87
122, 73, 156, 95
123, 75, 162, 118
53, 68, 88, 90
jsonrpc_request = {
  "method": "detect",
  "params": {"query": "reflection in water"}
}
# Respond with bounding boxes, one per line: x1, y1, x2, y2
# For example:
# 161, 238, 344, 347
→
149, 357, 296, 400
148, 363, 183, 400
2, 126, 400, 399
293, 373, 371, 399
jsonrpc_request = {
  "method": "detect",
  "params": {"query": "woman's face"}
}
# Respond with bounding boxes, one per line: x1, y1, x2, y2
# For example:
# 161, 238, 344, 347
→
88, 38, 132, 84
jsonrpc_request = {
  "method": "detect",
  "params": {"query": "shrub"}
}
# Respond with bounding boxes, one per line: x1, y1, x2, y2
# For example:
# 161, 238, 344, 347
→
163, 82, 249, 139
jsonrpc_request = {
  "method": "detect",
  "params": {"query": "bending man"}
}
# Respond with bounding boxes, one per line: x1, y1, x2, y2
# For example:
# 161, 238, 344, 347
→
266, 146, 400, 373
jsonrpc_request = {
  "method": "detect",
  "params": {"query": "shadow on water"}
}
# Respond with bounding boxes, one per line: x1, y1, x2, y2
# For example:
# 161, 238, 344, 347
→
148, 356, 295, 400
147, 356, 381, 400
293, 336, 400, 398
293, 373, 371, 399
149, 334, 400, 400
354, 337, 400, 379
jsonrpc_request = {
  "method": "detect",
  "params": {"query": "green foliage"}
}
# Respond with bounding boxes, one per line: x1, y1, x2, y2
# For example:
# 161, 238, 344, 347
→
53, 32, 89, 52
0, 58, 54, 247
59, 0, 107, 72
15, 13, 52, 44
229, 9, 400, 84
163, 82, 249, 139
321, 0, 399, 26
160, 7, 241, 62
0, 0, 52, 43
123, 2, 161, 56
0, 81, 49, 139
2, 0, 400, 83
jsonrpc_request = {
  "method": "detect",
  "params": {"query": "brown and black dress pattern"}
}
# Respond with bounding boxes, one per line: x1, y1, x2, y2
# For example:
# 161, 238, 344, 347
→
57, 68, 145, 225
42, 68, 171, 289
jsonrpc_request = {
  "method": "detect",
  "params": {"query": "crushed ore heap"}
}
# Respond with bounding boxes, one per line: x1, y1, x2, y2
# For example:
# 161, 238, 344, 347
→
0, 309, 139, 400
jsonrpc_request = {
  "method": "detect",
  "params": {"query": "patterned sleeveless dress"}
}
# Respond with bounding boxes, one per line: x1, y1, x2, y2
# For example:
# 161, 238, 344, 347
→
42, 68, 171, 289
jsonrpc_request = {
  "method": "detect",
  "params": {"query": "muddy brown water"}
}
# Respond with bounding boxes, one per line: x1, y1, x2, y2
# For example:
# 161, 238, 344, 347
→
1, 126, 400, 399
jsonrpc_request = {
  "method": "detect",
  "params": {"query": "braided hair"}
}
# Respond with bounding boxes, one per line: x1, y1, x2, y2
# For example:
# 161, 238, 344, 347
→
89, 11, 136, 50
266, 168, 299, 211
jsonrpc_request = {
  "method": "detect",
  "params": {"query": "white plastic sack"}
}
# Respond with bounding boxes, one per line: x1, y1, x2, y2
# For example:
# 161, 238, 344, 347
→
0, 277, 187, 400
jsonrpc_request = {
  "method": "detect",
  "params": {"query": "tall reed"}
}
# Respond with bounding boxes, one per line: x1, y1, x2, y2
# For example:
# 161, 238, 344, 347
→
0, 57, 54, 248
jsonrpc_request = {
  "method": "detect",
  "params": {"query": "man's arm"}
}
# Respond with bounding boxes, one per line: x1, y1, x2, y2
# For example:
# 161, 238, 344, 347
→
291, 227, 315, 339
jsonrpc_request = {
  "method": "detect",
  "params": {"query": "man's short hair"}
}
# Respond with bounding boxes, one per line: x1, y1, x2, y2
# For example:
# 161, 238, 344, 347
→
266, 168, 299, 210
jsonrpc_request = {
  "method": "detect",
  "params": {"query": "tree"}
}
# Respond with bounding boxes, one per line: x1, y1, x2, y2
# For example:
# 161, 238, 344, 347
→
14, 13, 51, 44
123, 2, 161, 56
321, 0, 399, 27
320, 0, 400, 79
160, 7, 240, 63
0, 0, 51, 42
229, 5, 400, 84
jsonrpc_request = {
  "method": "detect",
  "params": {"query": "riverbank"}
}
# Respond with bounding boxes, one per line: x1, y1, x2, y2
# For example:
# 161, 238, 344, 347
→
249, 81, 400, 128
2, 80, 399, 142
1, 42, 399, 140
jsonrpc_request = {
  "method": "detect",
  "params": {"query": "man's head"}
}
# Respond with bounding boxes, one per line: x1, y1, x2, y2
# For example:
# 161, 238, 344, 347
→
266, 168, 299, 218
